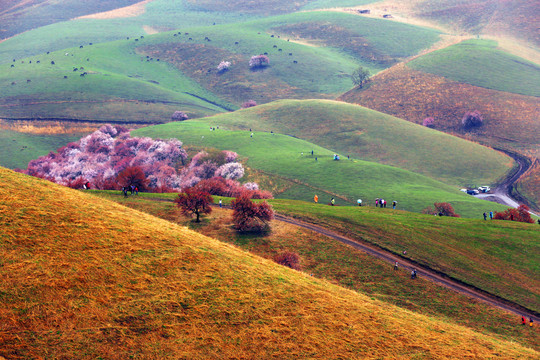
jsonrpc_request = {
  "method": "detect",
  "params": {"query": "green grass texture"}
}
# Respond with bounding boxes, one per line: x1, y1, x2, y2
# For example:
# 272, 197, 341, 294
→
195, 99, 514, 187
408, 39, 540, 97
133, 119, 511, 218
0, 129, 81, 170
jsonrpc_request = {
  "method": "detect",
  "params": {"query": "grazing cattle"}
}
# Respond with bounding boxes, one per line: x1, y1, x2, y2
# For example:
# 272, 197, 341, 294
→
157, 59, 160, 61
11, 82, 16, 85
140, 36, 144, 38
27, 79, 31, 83
127, 37, 130, 40
235, 41, 239, 44
10, 64, 14, 68
73, 68, 78, 71
273, 45, 277, 48
289, 53, 292, 55
80, 45, 83, 48
189, 38, 192, 40
13, 59, 15, 62
174, 34, 177, 36
293, 60, 298, 64
47, 51, 50, 54
64, 76, 68, 79
29, 61, 32, 63
89, 43, 93, 45
271, 35, 274, 37
37, 61, 40, 63
135, 39, 139, 41
263, 52, 268, 55
185, 32, 189, 35
51, 61, 55, 65
278, 49, 282, 51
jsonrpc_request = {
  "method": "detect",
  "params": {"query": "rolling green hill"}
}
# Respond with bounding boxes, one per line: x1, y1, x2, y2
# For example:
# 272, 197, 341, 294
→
0, 11, 441, 122
190, 99, 514, 187
408, 39, 540, 97
2, 167, 537, 358
134, 119, 511, 218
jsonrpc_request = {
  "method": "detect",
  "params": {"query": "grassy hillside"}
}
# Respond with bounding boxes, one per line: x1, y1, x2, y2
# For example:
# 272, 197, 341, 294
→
0, 11, 440, 121
339, 64, 540, 158
0, 128, 82, 169
407, 0, 540, 47
0, 0, 260, 62
194, 99, 514, 187
270, 199, 540, 314
0, 0, 139, 40
134, 120, 511, 218
93, 191, 540, 349
1, 167, 538, 358
408, 39, 540, 97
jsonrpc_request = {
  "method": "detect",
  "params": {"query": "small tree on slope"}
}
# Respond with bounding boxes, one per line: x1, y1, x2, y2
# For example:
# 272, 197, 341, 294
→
175, 188, 213, 222
231, 193, 274, 232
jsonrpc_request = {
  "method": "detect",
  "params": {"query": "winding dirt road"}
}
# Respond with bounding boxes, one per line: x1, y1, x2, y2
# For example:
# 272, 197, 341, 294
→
475, 148, 537, 216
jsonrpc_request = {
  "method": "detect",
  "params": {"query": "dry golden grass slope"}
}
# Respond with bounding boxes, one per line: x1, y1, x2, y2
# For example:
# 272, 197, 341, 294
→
0, 167, 538, 359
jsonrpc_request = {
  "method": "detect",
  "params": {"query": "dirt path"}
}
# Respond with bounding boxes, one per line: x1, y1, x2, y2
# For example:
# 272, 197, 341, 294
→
475, 149, 537, 216
271, 213, 538, 321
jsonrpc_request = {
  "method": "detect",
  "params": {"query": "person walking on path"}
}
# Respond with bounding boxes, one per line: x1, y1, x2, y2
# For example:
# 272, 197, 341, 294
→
530, 318, 534, 327
394, 262, 398, 271
123, 187, 128, 198
483, 212, 487, 220
357, 198, 362, 207
392, 201, 397, 209
375, 198, 379, 207
522, 316, 527, 325
331, 198, 335, 206
489, 211, 493, 220
314, 195, 318, 203
135, 187, 138, 195
219, 199, 223, 208
411, 269, 417, 279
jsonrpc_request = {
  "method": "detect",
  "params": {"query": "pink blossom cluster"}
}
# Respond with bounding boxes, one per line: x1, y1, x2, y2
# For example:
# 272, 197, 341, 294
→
22, 125, 250, 192
249, 55, 269, 68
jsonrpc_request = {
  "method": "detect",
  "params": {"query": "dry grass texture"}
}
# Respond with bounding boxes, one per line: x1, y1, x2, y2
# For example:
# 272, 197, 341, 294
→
0, 168, 538, 359
339, 64, 540, 157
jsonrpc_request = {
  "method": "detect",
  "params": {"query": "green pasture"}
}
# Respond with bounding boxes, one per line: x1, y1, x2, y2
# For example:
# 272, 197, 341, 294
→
196, 99, 514, 187
0, 0, 260, 62
0, 11, 441, 121
408, 39, 540, 97
0, 37, 233, 121
0, 129, 81, 170
270, 199, 540, 314
134, 120, 510, 218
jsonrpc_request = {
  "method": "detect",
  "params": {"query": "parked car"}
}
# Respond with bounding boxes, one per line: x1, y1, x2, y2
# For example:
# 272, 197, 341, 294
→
478, 186, 491, 193
460, 188, 468, 193
466, 189, 479, 195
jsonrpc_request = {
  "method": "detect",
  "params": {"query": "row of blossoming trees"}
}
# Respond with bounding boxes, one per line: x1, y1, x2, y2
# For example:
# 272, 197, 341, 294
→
20, 125, 271, 199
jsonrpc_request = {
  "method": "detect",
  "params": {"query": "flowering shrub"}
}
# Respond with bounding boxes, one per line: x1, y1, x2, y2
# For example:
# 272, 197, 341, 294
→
192, 177, 272, 199
171, 111, 189, 121
423, 117, 435, 128
217, 61, 231, 72
249, 55, 269, 68
241, 100, 257, 108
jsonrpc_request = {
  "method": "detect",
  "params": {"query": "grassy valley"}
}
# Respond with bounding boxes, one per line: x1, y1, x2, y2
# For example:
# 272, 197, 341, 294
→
1, 168, 538, 358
